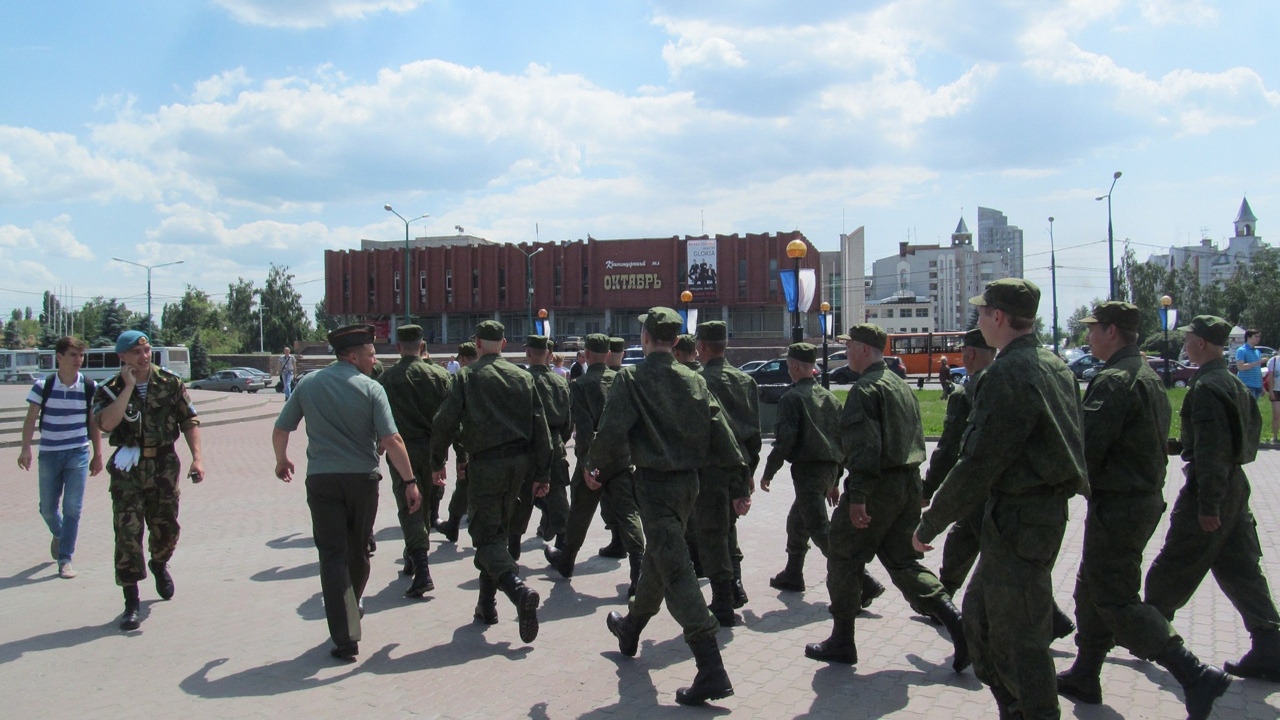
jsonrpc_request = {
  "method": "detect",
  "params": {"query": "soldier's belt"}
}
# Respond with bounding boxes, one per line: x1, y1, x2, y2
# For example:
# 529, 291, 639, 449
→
139, 446, 170, 458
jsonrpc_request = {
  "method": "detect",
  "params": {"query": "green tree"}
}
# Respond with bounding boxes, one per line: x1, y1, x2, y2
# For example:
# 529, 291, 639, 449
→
1064, 303, 1096, 347
314, 298, 341, 336
3, 318, 18, 349
259, 264, 310, 353
190, 332, 211, 380
159, 286, 224, 345
96, 299, 133, 346
226, 278, 257, 351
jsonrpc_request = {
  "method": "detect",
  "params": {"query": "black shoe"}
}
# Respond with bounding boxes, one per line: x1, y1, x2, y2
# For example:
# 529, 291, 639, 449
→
149, 560, 174, 600
1056, 648, 1106, 704
770, 554, 806, 592
500, 573, 540, 643
1224, 629, 1280, 682
1157, 640, 1232, 720
931, 598, 970, 673
804, 619, 857, 664
120, 584, 141, 631
537, 515, 553, 542
607, 611, 648, 658
598, 529, 626, 559
675, 637, 734, 706
708, 580, 737, 628
475, 574, 499, 625
544, 546, 575, 579
401, 550, 414, 576
405, 550, 434, 598
860, 572, 885, 609
436, 517, 460, 544
330, 642, 359, 661
731, 558, 748, 609
1052, 602, 1075, 640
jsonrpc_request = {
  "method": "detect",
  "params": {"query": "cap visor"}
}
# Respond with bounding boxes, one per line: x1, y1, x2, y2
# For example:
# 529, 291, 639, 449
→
968, 294, 988, 306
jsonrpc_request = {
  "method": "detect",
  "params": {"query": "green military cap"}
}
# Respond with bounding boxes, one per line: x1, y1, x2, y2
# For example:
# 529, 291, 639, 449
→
695, 321, 728, 342
609, 337, 626, 353
329, 323, 376, 352
526, 334, 550, 350
474, 319, 505, 341
457, 341, 478, 359
836, 322, 887, 350
673, 334, 696, 353
963, 328, 993, 350
969, 278, 1041, 319
395, 324, 423, 343
585, 333, 610, 353
1081, 301, 1140, 332
638, 306, 684, 340
1178, 315, 1232, 346
787, 342, 817, 363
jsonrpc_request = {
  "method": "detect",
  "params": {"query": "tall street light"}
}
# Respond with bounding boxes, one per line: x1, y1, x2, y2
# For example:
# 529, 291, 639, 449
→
786, 239, 808, 343
1049, 216, 1060, 356
516, 244, 544, 335
1160, 295, 1177, 388
1096, 171, 1122, 301
820, 301, 831, 389
680, 290, 693, 332
384, 204, 430, 326
111, 257, 184, 335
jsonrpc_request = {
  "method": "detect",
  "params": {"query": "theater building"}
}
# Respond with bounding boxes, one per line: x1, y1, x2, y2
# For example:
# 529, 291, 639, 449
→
324, 231, 822, 345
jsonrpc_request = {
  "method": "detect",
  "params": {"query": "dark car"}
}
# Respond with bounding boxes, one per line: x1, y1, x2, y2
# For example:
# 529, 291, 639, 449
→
1147, 358, 1197, 387
620, 346, 645, 366
828, 355, 908, 385
1066, 354, 1105, 380
748, 357, 819, 402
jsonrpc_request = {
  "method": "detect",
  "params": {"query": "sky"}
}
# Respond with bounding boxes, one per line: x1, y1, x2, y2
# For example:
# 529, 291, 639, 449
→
2, 0, 1277, 327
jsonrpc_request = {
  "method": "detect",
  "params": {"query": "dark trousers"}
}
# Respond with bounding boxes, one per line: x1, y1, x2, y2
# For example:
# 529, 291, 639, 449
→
563, 464, 644, 556
694, 465, 744, 583
939, 502, 983, 594
510, 453, 570, 540
467, 454, 528, 583
785, 461, 839, 557
306, 472, 380, 647
388, 442, 433, 555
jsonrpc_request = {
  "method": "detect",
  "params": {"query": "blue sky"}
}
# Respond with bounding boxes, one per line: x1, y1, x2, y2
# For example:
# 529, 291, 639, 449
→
2, 0, 1277, 326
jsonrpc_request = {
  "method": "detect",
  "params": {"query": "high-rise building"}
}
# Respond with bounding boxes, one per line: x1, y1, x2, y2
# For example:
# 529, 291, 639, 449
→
978, 207, 1024, 279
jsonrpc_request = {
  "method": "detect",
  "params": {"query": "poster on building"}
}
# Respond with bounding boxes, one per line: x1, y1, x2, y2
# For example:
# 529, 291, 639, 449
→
687, 239, 718, 302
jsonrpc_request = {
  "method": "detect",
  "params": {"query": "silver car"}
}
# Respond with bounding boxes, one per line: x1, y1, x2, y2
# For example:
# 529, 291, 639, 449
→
189, 369, 268, 393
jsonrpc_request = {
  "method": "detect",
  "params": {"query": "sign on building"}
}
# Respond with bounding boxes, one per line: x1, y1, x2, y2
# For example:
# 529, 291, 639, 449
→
687, 238, 718, 302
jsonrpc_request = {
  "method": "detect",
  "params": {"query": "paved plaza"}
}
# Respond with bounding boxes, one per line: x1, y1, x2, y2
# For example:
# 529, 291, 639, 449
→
1, 385, 1278, 719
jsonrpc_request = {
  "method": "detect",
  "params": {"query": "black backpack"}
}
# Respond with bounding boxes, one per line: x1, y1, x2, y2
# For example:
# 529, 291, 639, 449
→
38, 374, 96, 432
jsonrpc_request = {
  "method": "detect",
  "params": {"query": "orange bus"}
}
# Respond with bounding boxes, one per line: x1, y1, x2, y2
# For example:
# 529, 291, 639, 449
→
884, 331, 965, 376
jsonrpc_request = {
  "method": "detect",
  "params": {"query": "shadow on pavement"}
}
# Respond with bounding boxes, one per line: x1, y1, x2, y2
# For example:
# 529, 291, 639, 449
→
741, 591, 830, 634
0, 563, 60, 592
250, 563, 320, 582
359, 625, 532, 674
265, 533, 313, 550
179, 647, 359, 698
0, 620, 121, 665
538, 577, 619, 622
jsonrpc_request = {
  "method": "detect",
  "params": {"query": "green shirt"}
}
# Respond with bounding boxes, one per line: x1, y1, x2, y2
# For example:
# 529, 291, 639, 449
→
700, 357, 762, 470
93, 366, 199, 449
761, 377, 843, 482
922, 370, 980, 502
378, 355, 452, 443
841, 360, 927, 504
1081, 345, 1171, 495
274, 361, 398, 475
528, 365, 573, 454
1179, 357, 1262, 516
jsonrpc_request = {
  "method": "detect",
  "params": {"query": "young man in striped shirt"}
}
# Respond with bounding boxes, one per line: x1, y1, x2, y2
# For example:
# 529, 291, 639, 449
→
17, 337, 105, 579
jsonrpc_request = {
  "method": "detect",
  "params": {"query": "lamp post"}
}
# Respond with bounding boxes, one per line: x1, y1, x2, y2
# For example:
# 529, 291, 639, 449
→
517, 245, 544, 335
680, 290, 693, 332
256, 291, 264, 353
1049, 216, 1060, 356
111, 257, 184, 335
820, 301, 831, 389
786, 239, 808, 343
1095, 171, 1122, 301
1160, 295, 1176, 388
384, 204, 430, 326
537, 308, 548, 338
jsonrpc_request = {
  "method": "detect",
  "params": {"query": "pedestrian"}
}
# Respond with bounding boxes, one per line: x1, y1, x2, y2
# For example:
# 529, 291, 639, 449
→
1235, 328, 1265, 400
569, 349, 587, 380
914, 279, 1088, 719
508, 335, 572, 559
280, 346, 296, 400
805, 323, 967, 672
429, 321, 550, 643
592, 307, 743, 706
938, 357, 953, 399
552, 352, 570, 378
1145, 315, 1280, 683
94, 330, 205, 631
1268, 353, 1280, 444
446, 355, 461, 374
17, 336, 105, 579
594, 336, 631, 559
377, 324, 452, 598
1056, 303, 1230, 719
435, 341, 478, 541
272, 323, 421, 660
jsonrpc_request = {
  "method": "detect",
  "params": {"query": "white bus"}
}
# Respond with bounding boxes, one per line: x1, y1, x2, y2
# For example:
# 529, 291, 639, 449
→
0, 349, 54, 382
79, 345, 191, 381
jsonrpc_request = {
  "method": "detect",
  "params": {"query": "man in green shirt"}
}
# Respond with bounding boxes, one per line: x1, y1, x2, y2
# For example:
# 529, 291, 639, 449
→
509, 335, 572, 560
595, 336, 631, 560
435, 341, 477, 542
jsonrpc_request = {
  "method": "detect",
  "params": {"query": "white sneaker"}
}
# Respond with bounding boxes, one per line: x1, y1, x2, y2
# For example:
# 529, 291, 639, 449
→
58, 562, 77, 579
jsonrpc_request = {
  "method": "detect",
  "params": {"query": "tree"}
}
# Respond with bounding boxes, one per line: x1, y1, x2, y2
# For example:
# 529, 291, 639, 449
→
259, 264, 310, 353
3, 319, 18, 349
159, 286, 224, 346
226, 278, 257, 351
314, 298, 341, 336
96, 299, 133, 346
190, 332, 211, 380
1064, 303, 1096, 348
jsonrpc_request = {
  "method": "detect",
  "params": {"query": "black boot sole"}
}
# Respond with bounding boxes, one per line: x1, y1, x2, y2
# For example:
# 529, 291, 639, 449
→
607, 611, 639, 657
675, 674, 734, 706
516, 588, 540, 643
769, 574, 804, 592
1224, 660, 1280, 682
1186, 671, 1232, 720
474, 606, 498, 625
804, 642, 856, 664
1055, 673, 1102, 704
405, 576, 435, 598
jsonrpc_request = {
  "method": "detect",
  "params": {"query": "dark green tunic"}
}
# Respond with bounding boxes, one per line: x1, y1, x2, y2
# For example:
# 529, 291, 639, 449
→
379, 355, 452, 554
761, 377, 843, 557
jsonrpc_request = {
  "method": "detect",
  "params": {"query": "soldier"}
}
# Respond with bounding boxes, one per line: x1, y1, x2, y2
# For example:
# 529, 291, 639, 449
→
1145, 315, 1280, 683
94, 330, 204, 631
378, 324, 452, 598
805, 323, 967, 672
435, 341, 478, 542
508, 335, 572, 560
914, 279, 1088, 719
429, 320, 551, 643
674, 334, 700, 369
693, 321, 758, 625
593, 307, 743, 706
1054, 303, 1230, 719
544, 333, 646, 594
595, 336, 630, 559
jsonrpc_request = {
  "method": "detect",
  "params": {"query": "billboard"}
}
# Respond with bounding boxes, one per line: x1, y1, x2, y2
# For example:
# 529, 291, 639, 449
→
687, 239, 718, 302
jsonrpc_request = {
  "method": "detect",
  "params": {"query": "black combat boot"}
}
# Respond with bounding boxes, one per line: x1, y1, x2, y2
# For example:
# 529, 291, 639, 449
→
990, 685, 1021, 720
675, 637, 734, 706
627, 552, 642, 598
731, 557, 748, 609
1225, 628, 1280, 682
1155, 639, 1232, 720
543, 545, 575, 579
1051, 601, 1075, 640
804, 617, 857, 664
707, 580, 737, 627
598, 527, 626, 559
401, 548, 414, 576
769, 553, 805, 592
1055, 647, 1107, 704
405, 549, 434, 598
474, 573, 498, 625
508, 533, 523, 561
436, 516, 460, 544
120, 584, 141, 631
428, 494, 441, 532
149, 559, 174, 600
498, 572, 540, 643
932, 597, 970, 672
861, 572, 885, 610
607, 610, 649, 657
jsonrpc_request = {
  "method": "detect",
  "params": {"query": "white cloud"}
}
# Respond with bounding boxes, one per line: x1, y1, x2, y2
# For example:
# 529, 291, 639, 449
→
1139, 0, 1219, 26
0, 127, 162, 205
212, 0, 426, 29
661, 36, 746, 76
0, 215, 93, 265
191, 68, 253, 103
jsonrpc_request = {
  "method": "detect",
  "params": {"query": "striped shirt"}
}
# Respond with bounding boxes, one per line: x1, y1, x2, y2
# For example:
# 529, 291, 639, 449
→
26, 374, 91, 452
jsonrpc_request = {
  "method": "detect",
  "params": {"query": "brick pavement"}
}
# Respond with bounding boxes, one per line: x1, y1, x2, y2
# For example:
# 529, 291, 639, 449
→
0, 385, 1277, 718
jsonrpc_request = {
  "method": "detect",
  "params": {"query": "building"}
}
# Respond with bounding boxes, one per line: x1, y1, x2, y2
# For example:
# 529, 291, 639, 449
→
325, 231, 823, 345
818, 226, 866, 337
977, 207, 1024, 279
1146, 198, 1264, 286
864, 291, 933, 333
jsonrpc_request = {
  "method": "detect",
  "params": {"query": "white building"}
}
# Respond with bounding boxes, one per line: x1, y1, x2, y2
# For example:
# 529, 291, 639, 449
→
978, 207, 1023, 279
1146, 198, 1264, 286
865, 291, 933, 333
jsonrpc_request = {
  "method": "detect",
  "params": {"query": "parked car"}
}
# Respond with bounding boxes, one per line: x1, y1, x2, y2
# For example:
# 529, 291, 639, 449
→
748, 357, 818, 402
190, 368, 268, 393
828, 355, 907, 385
620, 346, 645, 366
228, 367, 274, 387
737, 359, 768, 374
1146, 358, 1197, 387
559, 336, 584, 352
1066, 354, 1105, 380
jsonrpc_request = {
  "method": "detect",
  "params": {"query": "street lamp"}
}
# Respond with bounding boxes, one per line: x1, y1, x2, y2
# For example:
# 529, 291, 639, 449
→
516, 244, 544, 335
1095, 171, 1122, 301
1160, 295, 1177, 388
680, 290, 693, 332
384, 204, 430, 326
820, 301, 831, 389
537, 308, 548, 337
1049, 216, 1060, 356
111, 257, 184, 335
786, 239, 808, 343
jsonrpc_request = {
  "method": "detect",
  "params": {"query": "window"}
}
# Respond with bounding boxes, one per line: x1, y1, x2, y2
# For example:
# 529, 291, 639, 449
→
419, 271, 427, 304
554, 265, 563, 299
915, 308, 929, 317
394, 271, 402, 305
472, 268, 480, 303
445, 270, 453, 304
769, 259, 778, 294
738, 259, 748, 299
884, 309, 895, 318
498, 268, 507, 303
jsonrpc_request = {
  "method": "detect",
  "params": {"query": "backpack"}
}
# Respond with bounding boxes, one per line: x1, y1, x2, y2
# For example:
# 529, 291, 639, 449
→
38, 373, 96, 433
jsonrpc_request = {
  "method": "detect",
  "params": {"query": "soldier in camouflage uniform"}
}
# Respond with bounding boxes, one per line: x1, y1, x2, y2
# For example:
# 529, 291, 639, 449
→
805, 324, 967, 672
508, 335, 572, 559
594, 336, 630, 559
93, 330, 204, 631
673, 333, 706, 578
915, 279, 1088, 720
378, 324, 452, 598
593, 307, 744, 706
1145, 315, 1280, 684
435, 341, 477, 543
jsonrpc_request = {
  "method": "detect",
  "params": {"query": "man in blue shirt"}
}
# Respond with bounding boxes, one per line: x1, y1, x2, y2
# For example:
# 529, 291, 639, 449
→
1236, 329, 1265, 400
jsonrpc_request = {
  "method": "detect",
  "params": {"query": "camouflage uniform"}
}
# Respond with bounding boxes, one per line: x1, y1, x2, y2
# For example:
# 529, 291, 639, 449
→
510, 363, 572, 551
922, 370, 984, 595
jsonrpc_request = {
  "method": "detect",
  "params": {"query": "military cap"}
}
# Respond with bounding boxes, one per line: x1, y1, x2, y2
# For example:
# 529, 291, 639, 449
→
673, 334, 696, 353
1081, 301, 1140, 332
526, 334, 550, 350
115, 330, 149, 355
695, 321, 728, 342
474, 320, 505, 342
638, 307, 684, 340
328, 323, 376, 352
837, 322, 887, 350
969, 278, 1041, 319
585, 333, 610, 353
395, 324, 423, 343
787, 342, 817, 363
609, 337, 626, 353
1178, 315, 1232, 346
963, 328, 993, 350
457, 341, 478, 359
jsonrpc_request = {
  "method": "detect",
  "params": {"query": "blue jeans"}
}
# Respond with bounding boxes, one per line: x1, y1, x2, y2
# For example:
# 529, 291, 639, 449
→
39, 445, 90, 562
1246, 385, 1264, 400
282, 372, 294, 400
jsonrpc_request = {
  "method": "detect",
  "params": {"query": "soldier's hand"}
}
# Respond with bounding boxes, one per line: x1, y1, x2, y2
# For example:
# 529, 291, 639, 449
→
121, 365, 137, 388
189, 459, 205, 484
849, 503, 871, 529
761, 476, 772, 492
432, 469, 448, 485
275, 458, 294, 482
532, 482, 550, 499
456, 462, 467, 480
826, 487, 840, 507
912, 531, 933, 553
733, 496, 751, 517
585, 468, 602, 491
1199, 514, 1221, 532
405, 483, 423, 514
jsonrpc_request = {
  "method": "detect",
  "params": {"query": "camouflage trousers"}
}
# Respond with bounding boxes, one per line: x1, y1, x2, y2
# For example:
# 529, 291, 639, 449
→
563, 463, 644, 556
784, 461, 840, 557
694, 465, 749, 584
510, 452, 570, 541
388, 442, 434, 556
108, 448, 182, 587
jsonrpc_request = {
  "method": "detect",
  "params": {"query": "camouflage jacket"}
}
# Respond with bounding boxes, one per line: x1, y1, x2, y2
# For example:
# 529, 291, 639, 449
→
1081, 345, 1171, 496
700, 357, 762, 471
1179, 357, 1261, 516
379, 356, 452, 443
841, 360, 927, 504
761, 377, 843, 483
92, 366, 198, 449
